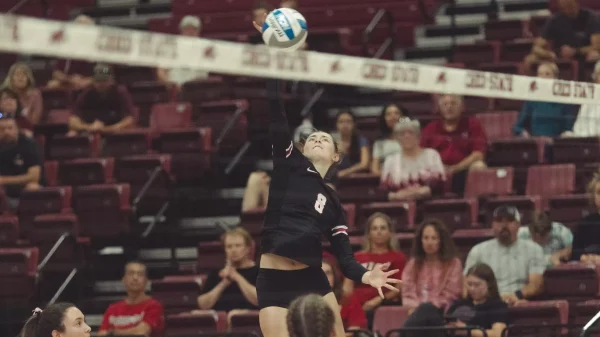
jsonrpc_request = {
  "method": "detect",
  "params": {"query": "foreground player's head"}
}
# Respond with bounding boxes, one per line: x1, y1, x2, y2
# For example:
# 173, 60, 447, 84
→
287, 294, 335, 337
302, 131, 340, 167
20, 303, 91, 337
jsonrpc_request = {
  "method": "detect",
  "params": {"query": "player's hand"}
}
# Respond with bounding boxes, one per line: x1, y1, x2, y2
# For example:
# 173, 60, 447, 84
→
362, 264, 401, 299
253, 13, 267, 33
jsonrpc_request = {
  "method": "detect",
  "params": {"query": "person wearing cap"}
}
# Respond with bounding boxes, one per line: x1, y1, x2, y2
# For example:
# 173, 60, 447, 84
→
518, 211, 573, 266
563, 60, 600, 137
0, 115, 43, 209
156, 15, 209, 90
68, 63, 134, 134
464, 206, 546, 305
380, 118, 446, 201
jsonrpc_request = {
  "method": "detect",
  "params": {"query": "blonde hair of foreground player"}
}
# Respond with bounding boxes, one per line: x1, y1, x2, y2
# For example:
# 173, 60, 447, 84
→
252, 16, 401, 337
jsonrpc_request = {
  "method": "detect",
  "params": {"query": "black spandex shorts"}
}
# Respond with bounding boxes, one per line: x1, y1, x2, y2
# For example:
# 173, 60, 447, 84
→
256, 266, 332, 309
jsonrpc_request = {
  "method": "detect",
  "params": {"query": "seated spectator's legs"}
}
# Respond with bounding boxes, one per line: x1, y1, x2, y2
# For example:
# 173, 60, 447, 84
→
25, 182, 40, 191
451, 160, 486, 195
469, 160, 487, 171
242, 171, 270, 212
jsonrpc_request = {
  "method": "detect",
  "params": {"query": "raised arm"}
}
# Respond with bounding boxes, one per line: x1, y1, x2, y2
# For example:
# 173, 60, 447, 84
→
267, 79, 294, 161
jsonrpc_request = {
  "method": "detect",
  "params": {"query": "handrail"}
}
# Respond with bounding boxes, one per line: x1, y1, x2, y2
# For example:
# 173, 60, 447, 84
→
132, 166, 163, 211
583, 311, 600, 337
362, 8, 395, 59
7, 0, 35, 13
224, 141, 251, 175
215, 103, 246, 152
48, 268, 77, 304
299, 87, 325, 118
37, 232, 73, 275
141, 201, 169, 238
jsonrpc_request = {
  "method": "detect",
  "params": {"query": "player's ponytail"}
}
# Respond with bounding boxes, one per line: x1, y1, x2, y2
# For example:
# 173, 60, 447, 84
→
20, 302, 75, 337
287, 294, 335, 337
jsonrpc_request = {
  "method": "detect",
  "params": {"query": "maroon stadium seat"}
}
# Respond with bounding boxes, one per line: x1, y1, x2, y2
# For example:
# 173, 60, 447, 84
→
182, 77, 234, 104
337, 173, 384, 204
48, 134, 100, 160
475, 111, 518, 140
358, 201, 416, 233
18, 186, 72, 238
44, 161, 59, 187
544, 263, 600, 300
196, 100, 248, 154
115, 154, 172, 216
452, 229, 494, 263
0, 216, 19, 246
152, 275, 204, 314
73, 184, 131, 238
552, 137, 600, 164
0, 247, 39, 307
373, 306, 411, 337
574, 300, 600, 327
102, 129, 152, 157
500, 40, 533, 62
487, 138, 544, 167
526, 164, 576, 208
510, 300, 569, 325
197, 240, 226, 273
58, 157, 115, 186
452, 41, 500, 66
465, 167, 514, 199
393, 92, 434, 116
30, 213, 81, 271
394, 232, 416, 257
115, 66, 156, 84
484, 19, 526, 41
548, 194, 592, 227
422, 198, 479, 232
477, 62, 520, 75
41, 89, 72, 111
150, 102, 193, 132
229, 310, 260, 332
165, 311, 227, 335
157, 128, 212, 184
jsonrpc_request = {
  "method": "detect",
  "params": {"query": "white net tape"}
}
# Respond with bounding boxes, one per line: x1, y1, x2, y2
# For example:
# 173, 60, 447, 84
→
0, 13, 597, 104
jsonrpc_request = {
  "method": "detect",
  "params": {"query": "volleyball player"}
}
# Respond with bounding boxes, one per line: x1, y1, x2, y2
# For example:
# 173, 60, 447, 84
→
253, 18, 400, 337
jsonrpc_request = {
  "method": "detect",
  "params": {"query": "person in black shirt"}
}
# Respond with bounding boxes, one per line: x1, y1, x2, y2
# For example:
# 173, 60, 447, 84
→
0, 115, 42, 209
252, 22, 400, 337
404, 263, 508, 337
196, 228, 259, 311
571, 172, 600, 263
524, 0, 600, 70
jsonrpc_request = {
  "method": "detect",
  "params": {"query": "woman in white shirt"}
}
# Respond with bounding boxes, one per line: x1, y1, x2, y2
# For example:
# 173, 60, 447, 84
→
381, 118, 446, 201
563, 60, 600, 137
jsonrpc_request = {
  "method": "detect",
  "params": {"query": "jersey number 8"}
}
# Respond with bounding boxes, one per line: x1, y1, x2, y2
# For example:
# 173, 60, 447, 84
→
314, 193, 327, 214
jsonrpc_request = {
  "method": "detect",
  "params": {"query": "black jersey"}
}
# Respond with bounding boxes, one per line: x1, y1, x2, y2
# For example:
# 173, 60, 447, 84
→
260, 80, 368, 284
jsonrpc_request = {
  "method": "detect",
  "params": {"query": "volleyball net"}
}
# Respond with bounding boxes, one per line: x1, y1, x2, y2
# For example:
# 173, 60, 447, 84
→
0, 13, 597, 105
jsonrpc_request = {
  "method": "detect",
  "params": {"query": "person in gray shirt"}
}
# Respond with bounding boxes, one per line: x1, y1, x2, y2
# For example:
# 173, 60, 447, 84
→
464, 206, 546, 305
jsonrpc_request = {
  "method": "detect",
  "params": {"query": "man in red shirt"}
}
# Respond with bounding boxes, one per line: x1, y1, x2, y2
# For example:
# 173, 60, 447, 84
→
421, 94, 488, 194
98, 261, 164, 337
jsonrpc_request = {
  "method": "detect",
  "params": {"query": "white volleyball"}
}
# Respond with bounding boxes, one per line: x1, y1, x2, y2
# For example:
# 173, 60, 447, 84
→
261, 8, 308, 51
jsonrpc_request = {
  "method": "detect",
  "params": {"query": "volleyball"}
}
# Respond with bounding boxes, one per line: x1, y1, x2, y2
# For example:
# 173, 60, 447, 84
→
261, 8, 308, 51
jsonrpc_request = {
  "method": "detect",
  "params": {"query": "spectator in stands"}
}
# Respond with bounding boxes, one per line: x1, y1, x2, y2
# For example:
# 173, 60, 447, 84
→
524, 0, 600, 70
2, 62, 43, 126
196, 227, 259, 311
381, 118, 446, 201
287, 294, 335, 337
98, 261, 165, 337
401, 219, 462, 311
68, 63, 134, 135
0, 115, 42, 210
342, 213, 406, 314
464, 206, 546, 305
371, 103, 408, 175
322, 259, 367, 333
518, 211, 573, 266
564, 60, 600, 137
0, 88, 33, 136
20, 302, 91, 337
332, 110, 370, 177
250, 1, 272, 44
156, 16, 209, 91
571, 172, 600, 264
47, 15, 96, 90
513, 63, 577, 140
403, 263, 508, 337
281, 0, 298, 9
421, 94, 487, 195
